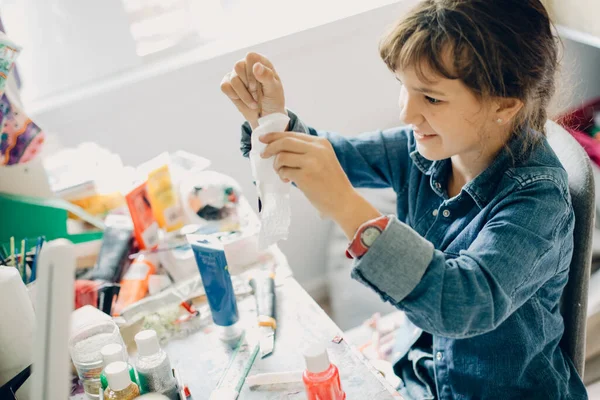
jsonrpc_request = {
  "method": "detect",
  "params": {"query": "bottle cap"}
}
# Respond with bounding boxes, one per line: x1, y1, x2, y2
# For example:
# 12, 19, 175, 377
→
303, 343, 331, 373
135, 329, 161, 357
101, 343, 125, 367
105, 361, 132, 391
218, 323, 242, 343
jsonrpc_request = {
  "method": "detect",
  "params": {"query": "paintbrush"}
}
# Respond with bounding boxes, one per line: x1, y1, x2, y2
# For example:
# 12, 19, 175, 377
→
10, 237, 15, 268
20, 238, 27, 282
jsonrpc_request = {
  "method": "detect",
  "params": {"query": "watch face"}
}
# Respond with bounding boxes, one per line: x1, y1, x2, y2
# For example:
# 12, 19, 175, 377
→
361, 226, 382, 247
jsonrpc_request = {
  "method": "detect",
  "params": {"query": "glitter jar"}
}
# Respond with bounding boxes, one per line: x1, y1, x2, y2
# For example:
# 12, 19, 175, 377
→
134, 330, 178, 399
69, 320, 126, 399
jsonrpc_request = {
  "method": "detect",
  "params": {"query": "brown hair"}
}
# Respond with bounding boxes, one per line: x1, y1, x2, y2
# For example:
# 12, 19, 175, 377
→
379, 0, 559, 152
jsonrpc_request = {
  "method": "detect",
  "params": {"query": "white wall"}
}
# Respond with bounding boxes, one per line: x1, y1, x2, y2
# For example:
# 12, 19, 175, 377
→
558, 38, 600, 112
29, 3, 405, 292
28, 1, 600, 295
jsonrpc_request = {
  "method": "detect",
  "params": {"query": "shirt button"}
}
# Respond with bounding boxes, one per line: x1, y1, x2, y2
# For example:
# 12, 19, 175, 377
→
432, 209, 439, 217
434, 182, 442, 189
442, 209, 451, 218
436, 352, 443, 361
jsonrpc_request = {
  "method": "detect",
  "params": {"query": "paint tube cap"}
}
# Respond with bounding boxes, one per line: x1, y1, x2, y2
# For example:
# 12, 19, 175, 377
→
218, 323, 243, 344
105, 361, 132, 391
135, 329, 161, 357
101, 343, 126, 366
304, 344, 331, 373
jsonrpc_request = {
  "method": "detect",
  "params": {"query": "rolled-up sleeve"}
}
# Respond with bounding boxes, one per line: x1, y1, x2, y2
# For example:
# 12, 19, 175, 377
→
241, 109, 411, 193
351, 180, 573, 339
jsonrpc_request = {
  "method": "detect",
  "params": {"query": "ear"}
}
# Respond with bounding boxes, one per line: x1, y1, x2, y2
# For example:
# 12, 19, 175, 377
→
492, 97, 524, 125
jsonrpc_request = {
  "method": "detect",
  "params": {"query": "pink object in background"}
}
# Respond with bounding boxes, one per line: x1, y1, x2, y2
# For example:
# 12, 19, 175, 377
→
566, 128, 600, 167
559, 97, 600, 168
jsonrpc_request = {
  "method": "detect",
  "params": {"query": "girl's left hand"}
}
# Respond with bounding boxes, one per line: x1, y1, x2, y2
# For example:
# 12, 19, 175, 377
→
260, 131, 354, 219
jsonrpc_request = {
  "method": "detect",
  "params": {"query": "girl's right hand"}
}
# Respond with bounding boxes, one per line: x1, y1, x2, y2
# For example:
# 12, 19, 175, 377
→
220, 52, 286, 129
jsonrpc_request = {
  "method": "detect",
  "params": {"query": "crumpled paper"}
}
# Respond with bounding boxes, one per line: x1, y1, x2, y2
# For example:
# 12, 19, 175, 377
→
249, 113, 291, 249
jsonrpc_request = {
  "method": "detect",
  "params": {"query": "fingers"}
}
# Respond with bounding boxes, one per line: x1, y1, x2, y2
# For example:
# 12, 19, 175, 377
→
273, 152, 305, 171
277, 166, 300, 184
260, 131, 317, 145
246, 52, 276, 98
253, 62, 277, 89
234, 60, 249, 87
261, 136, 314, 158
246, 59, 258, 101
220, 72, 248, 111
220, 72, 238, 98
229, 71, 258, 109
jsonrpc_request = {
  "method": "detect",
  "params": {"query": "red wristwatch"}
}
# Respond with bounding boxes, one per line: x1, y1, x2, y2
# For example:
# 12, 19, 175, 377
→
346, 215, 390, 259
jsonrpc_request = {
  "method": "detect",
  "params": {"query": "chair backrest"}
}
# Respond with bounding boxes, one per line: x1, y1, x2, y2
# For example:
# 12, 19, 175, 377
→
546, 120, 595, 376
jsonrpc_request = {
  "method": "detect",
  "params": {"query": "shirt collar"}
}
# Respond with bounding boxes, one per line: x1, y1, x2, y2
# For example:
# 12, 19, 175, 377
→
409, 133, 528, 209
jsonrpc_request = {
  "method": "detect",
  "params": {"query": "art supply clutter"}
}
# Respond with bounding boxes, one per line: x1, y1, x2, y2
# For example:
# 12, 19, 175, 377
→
0, 132, 362, 400
0, 235, 44, 285
69, 320, 127, 399
100, 344, 138, 390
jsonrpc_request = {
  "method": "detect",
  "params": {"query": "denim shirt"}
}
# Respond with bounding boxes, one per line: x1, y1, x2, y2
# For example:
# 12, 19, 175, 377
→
241, 111, 588, 399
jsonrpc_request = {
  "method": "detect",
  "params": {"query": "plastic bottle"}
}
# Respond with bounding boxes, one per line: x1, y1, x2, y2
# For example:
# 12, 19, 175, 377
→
302, 344, 346, 400
134, 330, 179, 399
104, 361, 140, 400
100, 343, 138, 390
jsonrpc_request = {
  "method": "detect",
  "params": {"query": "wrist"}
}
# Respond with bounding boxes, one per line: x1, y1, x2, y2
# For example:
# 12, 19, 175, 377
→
333, 189, 382, 240
346, 214, 390, 259
249, 108, 288, 131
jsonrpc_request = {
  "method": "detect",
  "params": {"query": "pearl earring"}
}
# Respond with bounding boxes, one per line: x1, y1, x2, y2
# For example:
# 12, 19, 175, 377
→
497, 118, 503, 124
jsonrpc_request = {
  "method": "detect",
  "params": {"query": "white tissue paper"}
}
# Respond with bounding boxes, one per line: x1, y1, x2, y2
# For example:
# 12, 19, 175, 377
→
249, 113, 292, 250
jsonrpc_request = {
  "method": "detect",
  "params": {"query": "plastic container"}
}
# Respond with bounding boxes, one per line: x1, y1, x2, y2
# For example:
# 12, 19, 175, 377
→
103, 361, 140, 400
100, 344, 138, 390
69, 320, 126, 399
302, 344, 346, 400
134, 330, 178, 399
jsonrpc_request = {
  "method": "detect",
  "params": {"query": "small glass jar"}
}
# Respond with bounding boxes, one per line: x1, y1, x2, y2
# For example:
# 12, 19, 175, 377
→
69, 320, 126, 399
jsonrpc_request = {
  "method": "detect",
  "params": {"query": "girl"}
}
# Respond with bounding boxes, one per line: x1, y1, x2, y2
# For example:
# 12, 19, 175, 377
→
221, 0, 588, 398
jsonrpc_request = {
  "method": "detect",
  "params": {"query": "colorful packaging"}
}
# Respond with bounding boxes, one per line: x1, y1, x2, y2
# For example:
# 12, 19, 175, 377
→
70, 192, 125, 219
89, 216, 134, 282
125, 183, 159, 250
0, 33, 45, 166
0, 32, 19, 95
112, 255, 157, 316
146, 165, 184, 232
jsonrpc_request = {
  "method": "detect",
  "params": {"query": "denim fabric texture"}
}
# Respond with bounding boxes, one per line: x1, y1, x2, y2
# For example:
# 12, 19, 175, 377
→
241, 110, 588, 399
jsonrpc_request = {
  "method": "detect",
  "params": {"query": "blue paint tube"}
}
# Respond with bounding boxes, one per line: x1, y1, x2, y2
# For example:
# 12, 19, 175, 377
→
188, 234, 241, 342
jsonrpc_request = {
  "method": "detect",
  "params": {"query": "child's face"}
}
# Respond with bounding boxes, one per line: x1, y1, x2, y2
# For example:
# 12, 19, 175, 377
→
395, 58, 500, 162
